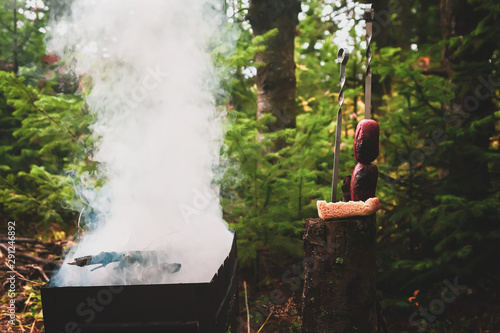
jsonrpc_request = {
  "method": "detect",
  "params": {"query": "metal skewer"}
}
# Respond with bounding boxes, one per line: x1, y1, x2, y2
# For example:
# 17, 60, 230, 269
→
364, 4, 374, 119
331, 48, 349, 202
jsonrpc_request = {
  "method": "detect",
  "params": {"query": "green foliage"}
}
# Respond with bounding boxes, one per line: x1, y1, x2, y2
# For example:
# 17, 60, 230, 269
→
219, 0, 370, 270
0, 1, 94, 235
0, 69, 93, 234
372, 4, 500, 327
0, 0, 50, 71
222, 104, 350, 266
228, 28, 279, 69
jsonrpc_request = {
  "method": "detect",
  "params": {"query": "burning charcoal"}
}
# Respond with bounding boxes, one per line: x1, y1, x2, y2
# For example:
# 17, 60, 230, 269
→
122, 251, 145, 264
165, 263, 181, 273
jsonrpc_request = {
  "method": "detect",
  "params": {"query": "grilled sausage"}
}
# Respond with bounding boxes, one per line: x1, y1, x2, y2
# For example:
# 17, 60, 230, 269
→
351, 162, 378, 201
354, 119, 379, 163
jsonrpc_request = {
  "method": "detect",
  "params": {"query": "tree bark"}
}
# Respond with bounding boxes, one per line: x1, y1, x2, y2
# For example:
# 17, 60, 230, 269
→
370, 0, 391, 118
13, 0, 19, 76
248, 0, 301, 149
301, 216, 377, 333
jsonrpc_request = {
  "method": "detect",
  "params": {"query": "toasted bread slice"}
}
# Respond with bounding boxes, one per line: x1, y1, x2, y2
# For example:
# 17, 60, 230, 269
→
317, 197, 381, 220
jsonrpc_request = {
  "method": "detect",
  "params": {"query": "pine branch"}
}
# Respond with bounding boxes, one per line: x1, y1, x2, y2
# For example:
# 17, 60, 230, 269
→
0, 17, 13, 32
298, 123, 317, 150
0, 175, 42, 205
408, 71, 441, 113
421, 69, 448, 78
10, 78, 82, 141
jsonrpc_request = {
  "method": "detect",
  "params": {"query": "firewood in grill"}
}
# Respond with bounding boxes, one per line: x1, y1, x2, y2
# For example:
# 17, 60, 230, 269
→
162, 262, 181, 273
67, 251, 181, 273
68, 255, 93, 267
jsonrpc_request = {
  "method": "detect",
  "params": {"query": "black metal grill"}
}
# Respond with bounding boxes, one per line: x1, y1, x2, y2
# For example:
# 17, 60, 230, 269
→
41, 231, 239, 333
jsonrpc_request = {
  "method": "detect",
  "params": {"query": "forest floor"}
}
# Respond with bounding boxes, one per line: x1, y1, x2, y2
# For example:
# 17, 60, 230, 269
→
0, 234, 67, 333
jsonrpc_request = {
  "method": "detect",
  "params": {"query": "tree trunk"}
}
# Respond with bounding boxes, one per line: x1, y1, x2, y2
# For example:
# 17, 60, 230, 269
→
248, 0, 301, 149
13, 0, 19, 76
370, 0, 391, 118
301, 216, 377, 333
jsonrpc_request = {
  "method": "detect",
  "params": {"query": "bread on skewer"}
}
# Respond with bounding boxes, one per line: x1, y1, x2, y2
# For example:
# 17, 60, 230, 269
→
317, 197, 381, 220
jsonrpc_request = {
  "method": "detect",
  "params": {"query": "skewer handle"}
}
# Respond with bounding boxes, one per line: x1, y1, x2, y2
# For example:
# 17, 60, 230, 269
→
364, 4, 374, 119
331, 48, 349, 202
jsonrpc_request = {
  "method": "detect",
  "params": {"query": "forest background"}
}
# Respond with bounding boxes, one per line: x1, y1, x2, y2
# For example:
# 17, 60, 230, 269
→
0, 0, 499, 332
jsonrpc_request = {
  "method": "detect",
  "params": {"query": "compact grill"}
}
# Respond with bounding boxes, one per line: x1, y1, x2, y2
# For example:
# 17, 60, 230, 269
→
41, 231, 239, 333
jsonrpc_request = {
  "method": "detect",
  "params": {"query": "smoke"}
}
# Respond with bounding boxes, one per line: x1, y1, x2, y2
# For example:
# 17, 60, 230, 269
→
48, 0, 234, 286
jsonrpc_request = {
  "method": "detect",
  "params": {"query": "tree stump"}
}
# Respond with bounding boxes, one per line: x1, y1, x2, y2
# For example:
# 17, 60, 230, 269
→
301, 215, 377, 333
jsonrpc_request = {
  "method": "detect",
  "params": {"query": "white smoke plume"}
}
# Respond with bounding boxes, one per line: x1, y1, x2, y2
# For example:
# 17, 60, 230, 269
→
48, 0, 234, 286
